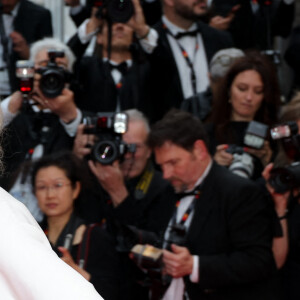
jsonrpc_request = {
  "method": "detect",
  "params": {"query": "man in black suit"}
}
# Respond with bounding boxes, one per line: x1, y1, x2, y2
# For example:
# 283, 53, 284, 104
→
73, 108, 176, 299
67, 10, 150, 114
129, 0, 233, 123
147, 109, 279, 300
0, 0, 53, 98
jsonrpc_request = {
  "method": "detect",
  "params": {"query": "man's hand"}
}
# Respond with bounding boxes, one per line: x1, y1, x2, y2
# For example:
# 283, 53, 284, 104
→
64, 0, 80, 6
163, 244, 194, 278
32, 87, 78, 123
73, 124, 94, 159
262, 163, 290, 216
127, 0, 149, 38
10, 31, 30, 59
88, 160, 129, 207
31, 72, 78, 122
8, 91, 23, 114
86, 7, 103, 35
209, 5, 240, 31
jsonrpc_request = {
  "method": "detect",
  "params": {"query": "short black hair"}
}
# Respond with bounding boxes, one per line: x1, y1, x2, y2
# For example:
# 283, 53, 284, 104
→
147, 109, 209, 151
31, 151, 88, 190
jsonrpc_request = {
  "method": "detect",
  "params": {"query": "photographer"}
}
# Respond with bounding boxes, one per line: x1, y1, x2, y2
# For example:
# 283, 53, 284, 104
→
0, 0, 53, 99
262, 92, 300, 299
206, 52, 280, 180
146, 109, 279, 300
0, 38, 81, 221
31, 151, 120, 300
73, 109, 176, 299
67, 5, 150, 115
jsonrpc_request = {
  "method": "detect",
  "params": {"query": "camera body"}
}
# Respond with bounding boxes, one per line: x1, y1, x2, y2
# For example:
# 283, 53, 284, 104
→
271, 121, 300, 161
91, 0, 134, 23
225, 121, 269, 178
83, 112, 136, 165
37, 50, 71, 98
269, 162, 300, 194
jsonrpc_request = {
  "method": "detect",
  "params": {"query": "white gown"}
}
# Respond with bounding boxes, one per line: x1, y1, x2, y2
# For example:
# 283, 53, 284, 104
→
0, 187, 103, 300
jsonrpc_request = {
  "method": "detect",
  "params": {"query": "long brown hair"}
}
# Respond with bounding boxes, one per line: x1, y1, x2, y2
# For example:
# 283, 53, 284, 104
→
210, 52, 280, 143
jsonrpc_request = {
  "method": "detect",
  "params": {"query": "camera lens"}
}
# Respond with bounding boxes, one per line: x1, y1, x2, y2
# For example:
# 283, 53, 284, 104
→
107, 0, 134, 23
93, 140, 119, 165
40, 70, 65, 98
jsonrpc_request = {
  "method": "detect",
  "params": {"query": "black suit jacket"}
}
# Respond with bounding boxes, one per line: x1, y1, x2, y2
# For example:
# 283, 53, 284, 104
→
8, 0, 53, 92
176, 163, 279, 299
141, 20, 233, 123
72, 54, 150, 114
212, 0, 294, 50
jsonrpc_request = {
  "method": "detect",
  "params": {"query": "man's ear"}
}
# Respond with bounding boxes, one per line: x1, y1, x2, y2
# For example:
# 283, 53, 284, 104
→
193, 140, 208, 160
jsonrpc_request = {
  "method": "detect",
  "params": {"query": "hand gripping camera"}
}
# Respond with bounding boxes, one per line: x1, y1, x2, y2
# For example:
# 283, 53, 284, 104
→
226, 121, 269, 178
37, 50, 71, 98
91, 0, 134, 23
83, 112, 136, 165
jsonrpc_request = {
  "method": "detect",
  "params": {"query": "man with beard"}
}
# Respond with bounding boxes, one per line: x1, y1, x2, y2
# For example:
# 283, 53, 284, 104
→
147, 109, 280, 299
73, 108, 176, 299
129, 0, 233, 123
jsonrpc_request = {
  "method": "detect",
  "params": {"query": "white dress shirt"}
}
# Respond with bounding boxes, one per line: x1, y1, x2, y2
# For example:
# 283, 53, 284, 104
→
139, 15, 210, 100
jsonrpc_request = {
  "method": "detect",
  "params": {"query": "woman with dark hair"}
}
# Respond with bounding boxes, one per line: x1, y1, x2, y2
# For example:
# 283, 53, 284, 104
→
31, 151, 119, 300
207, 52, 281, 179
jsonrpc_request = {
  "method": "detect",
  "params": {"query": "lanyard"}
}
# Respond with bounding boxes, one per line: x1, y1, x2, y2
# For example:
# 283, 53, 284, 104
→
171, 189, 201, 227
163, 23, 199, 96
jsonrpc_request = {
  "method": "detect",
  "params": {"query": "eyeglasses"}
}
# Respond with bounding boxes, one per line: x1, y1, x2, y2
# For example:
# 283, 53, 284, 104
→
35, 182, 71, 194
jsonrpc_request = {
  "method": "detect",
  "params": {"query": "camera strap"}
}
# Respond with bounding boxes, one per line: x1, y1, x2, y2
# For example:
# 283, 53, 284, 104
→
45, 214, 85, 252
163, 23, 199, 116
76, 223, 101, 269
170, 188, 201, 227
134, 162, 154, 200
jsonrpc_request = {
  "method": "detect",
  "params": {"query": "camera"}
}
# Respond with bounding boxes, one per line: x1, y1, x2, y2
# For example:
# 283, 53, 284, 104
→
270, 121, 300, 161
269, 162, 300, 194
37, 50, 71, 98
83, 112, 136, 164
225, 121, 268, 178
91, 0, 134, 23
16, 60, 35, 96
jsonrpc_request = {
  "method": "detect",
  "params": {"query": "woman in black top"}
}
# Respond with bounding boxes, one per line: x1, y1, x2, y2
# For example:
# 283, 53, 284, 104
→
207, 52, 281, 179
31, 151, 119, 300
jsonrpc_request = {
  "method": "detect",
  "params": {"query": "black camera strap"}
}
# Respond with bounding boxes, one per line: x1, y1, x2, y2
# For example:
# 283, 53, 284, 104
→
163, 23, 199, 116
76, 223, 102, 269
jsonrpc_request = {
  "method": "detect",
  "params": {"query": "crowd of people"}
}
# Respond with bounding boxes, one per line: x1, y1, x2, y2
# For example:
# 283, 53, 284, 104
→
1, 0, 300, 299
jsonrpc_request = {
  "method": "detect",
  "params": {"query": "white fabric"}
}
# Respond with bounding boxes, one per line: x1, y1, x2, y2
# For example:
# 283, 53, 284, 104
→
0, 187, 103, 299
78, 19, 98, 44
